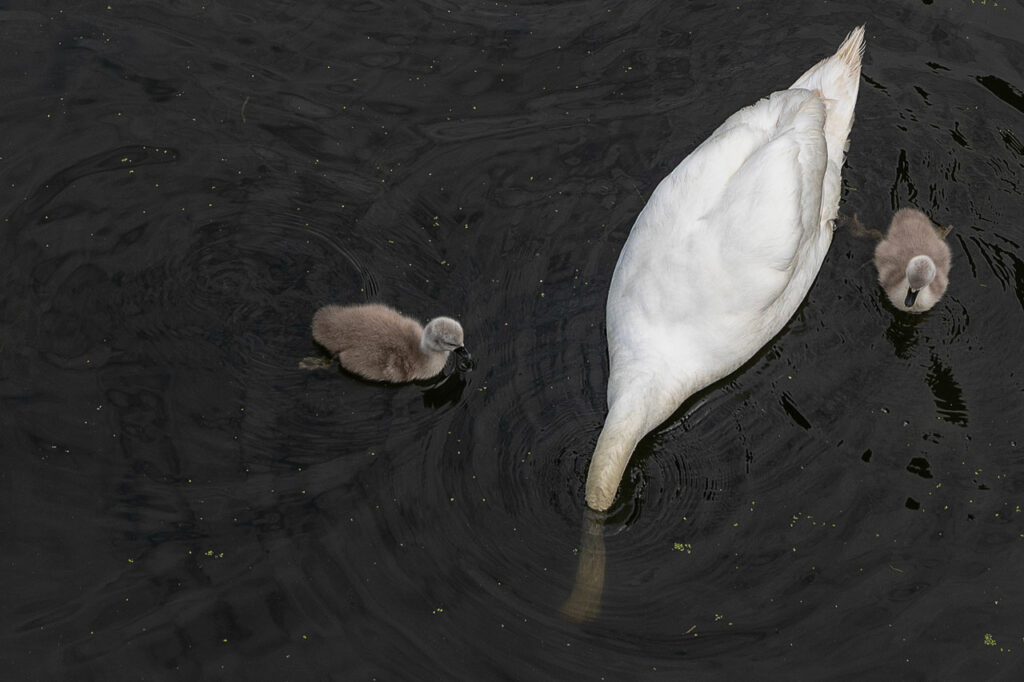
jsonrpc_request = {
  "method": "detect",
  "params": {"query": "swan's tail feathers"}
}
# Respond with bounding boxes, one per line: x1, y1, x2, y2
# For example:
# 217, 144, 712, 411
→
834, 25, 867, 69
585, 402, 647, 512
789, 26, 865, 209
791, 25, 865, 94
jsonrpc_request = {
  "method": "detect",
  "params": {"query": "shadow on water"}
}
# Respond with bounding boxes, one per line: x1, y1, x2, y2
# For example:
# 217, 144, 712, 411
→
422, 371, 468, 408
883, 303, 922, 357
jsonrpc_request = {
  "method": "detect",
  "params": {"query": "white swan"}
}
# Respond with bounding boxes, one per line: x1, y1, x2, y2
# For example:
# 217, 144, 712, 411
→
311, 303, 471, 382
585, 27, 865, 511
874, 208, 951, 312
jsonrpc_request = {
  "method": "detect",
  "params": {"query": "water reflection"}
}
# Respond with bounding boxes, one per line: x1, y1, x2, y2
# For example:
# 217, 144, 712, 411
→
883, 305, 921, 357
926, 352, 968, 425
422, 371, 468, 408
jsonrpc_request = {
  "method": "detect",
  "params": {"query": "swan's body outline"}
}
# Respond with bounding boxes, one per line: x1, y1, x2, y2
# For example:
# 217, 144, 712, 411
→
586, 27, 866, 511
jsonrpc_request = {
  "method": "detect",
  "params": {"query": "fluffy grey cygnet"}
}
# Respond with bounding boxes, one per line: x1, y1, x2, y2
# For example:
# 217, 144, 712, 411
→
874, 208, 952, 313
311, 303, 471, 383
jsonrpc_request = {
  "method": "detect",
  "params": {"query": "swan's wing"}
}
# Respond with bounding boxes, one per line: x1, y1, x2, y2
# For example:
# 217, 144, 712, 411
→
611, 90, 827, 308
714, 90, 829, 311
608, 96, 791, 306
606, 90, 829, 385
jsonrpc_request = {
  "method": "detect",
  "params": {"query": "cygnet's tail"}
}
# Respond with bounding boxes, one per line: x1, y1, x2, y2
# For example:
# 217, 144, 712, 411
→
789, 26, 865, 167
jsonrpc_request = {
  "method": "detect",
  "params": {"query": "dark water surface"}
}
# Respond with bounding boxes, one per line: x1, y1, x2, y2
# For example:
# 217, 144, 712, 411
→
3, 0, 1024, 679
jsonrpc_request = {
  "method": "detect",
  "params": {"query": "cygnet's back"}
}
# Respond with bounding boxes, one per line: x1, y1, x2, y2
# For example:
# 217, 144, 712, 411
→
874, 208, 951, 312
312, 303, 439, 382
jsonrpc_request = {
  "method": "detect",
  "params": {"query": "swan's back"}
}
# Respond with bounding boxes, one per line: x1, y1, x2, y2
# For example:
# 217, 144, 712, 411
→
608, 90, 830, 378
587, 28, 865, 511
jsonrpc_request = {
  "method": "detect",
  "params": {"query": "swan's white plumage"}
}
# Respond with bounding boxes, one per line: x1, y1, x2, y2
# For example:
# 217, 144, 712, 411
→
586, 27, 865, 511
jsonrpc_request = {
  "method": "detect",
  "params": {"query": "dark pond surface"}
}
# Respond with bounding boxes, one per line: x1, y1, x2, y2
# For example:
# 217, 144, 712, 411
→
3, 0, 1024, 679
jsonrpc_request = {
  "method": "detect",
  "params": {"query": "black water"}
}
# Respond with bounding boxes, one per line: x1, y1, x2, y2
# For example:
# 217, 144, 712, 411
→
3, 1, 1024, 679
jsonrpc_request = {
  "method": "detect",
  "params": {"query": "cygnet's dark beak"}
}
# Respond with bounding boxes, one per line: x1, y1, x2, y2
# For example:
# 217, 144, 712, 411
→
453, 346, 474, 372
904, 288, 919, 308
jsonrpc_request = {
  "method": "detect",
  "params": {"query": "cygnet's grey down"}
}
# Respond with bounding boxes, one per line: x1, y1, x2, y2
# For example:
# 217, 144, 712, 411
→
310, 303, 472, 383
874, 208, 952, 313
